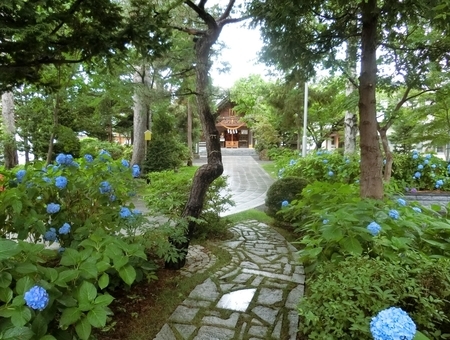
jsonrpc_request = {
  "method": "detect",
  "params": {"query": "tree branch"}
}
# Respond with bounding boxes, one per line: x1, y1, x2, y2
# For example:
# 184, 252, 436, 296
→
184, 0, 217, 28
172, 25, 205, 36
219, 16, 251, 27
219, 0, 236, 21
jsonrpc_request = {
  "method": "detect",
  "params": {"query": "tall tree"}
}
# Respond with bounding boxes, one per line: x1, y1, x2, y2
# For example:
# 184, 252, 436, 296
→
164, 0, 248, 269
249, 0, 450, 199
1, 91, 18, 168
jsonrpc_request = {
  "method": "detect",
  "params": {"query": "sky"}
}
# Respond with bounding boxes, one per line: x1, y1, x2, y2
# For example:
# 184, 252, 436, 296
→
210, 21, 271, 90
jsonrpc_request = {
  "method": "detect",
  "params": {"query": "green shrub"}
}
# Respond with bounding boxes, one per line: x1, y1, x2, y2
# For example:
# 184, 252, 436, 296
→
53, 125, 81, 159
298, 255, 450, 339
266, 147, 298, 162
277, 150, 360, 184
391, 151, 450, 191
265, 176, 308, 220
80, 137, 126, 160
144, 166, 234, 240
143, 136, 189, 172
0, 152, 158, 339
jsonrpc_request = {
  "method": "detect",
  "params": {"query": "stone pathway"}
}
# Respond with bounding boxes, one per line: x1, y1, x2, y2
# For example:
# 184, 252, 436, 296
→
154, 220, 304, 340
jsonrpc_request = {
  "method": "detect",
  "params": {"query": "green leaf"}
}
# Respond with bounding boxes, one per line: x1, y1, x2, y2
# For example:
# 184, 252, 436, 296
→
75, 317, 92, 340
78, 281, 97, 304
0, 239, 21, 260
87, 305, 108, 328
60, 248, 81, 266
56, 295, 78, 307
39, 336, 58, 340
0, 287, 13, 303
15, 276, 33, 295
0, 272, 12, 288
321, 224, 344, 241
340, 237, 363, 255
11, 200, 23, 214
55, 269, 78, 287
113, 255, 129, 270
96, 260, 110, 272
98, 273, 109, 290
94, 293, 114, 307
15, 262, 38, 274
118, 264, 136, 286
11, 305, 32, 327
59, 307, 82, 327
414, 331, 431, 340
79, 260, 98, 279
3, 326, 34, 340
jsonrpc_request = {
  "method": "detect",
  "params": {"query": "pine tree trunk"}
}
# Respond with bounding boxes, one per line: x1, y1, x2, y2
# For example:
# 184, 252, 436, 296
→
1, 92, 18, 169
379, 127, 393, 182
187, 98, 193, 166
358, 0, 383, 199
131, 66, 150, 169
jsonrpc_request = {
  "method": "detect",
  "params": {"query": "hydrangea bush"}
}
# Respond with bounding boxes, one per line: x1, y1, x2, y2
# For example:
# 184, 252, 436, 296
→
283, 181, 450, 338
0, 152, 158, 339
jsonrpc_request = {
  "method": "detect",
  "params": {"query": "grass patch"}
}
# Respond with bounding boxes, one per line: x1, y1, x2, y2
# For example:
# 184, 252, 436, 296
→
261, 162, 278, 179
226, 208, 273, 224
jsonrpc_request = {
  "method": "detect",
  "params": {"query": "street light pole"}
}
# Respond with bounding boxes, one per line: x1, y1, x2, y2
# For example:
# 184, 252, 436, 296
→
302, 82, 308, 157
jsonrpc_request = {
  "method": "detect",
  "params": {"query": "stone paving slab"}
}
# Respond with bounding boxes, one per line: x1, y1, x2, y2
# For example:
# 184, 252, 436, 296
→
154, 220, 303, 340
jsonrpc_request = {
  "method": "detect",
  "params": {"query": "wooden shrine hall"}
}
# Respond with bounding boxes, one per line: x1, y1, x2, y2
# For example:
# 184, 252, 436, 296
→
215, 100, 253, 148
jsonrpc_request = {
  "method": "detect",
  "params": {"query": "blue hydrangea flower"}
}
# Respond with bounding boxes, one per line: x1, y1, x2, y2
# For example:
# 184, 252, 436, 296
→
58, 247, 66, 254
431, 164, 436, 169
132, 164, 140, 178
289, 159, 296, 166
397, 198, 406, 206
424, 159, 429, 165
99, 150, 111, 161
345, 159, 350, 164
417, 164, 424, 170
323, 159, 328, 163
58, 223, 71, 235
278, 168, 285, 178
109, 194, 116, 202
121, 159, 130, 167
425, 154, 431, 159
281, 200, 289, 208
328, 171, 334, 176
99, 181, 112, 194
414, 172, 421, 179
46, 203, 60, 214
316, 151, 323, 155
367, 221, 381, 236
44, 228, 57, 241
436, 179, 444, 188
43, 177, 52, 183
55, 176, 68, 189
389, 209, 400, 220
412, 154, 418, 159
120, 207, 132, 218
24, 286, 50, 311
370, 307, 416, 340
323, 219, 329, 224
16, 169, 26, 183
84, 154, 94, 162
55, 153, 67, 165
412, 207, 422, 213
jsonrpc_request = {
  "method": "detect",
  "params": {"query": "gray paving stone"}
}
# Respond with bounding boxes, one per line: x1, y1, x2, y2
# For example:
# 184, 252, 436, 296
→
252, 306, 278, 324
232, 273, 253, 283
202, 312, 239, 328
169, 306, 200, 323
288, 310, 300, 340
189, 278, 220, 301
286, 285, 305, 309
257, 288, 283, 305
183, 299, 212, 308
154, 324, 177, 340
272, 318, 282, 339
194, 326, 236, 340
248, 325, 268, 337
174, 324, 197, 339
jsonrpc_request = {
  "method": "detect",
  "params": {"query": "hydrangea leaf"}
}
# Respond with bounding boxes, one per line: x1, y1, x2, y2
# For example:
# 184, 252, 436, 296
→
75, 316, 92, 340
118, 264, 136, 286
87, 306, 108, 328
59, 307, 82, 327
11, 305, 32, 327
0, 239, 21, 261
339, 237, 363, 255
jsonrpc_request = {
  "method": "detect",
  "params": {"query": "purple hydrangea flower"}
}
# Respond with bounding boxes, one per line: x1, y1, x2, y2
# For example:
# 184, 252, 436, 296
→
24, 286, 50, 311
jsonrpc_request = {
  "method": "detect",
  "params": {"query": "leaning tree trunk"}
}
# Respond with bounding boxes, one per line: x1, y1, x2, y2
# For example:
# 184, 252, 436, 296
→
358, 0, 383, 199
187, 98, 194, 166
131, 66, 150, 169
344, 38, 358, 155
1, 92, 19, 169
379, 127, 393, 182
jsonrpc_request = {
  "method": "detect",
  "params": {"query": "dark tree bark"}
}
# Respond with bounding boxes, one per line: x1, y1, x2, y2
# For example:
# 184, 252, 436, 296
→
358, 0, 383, 199
165, 0, 246, 269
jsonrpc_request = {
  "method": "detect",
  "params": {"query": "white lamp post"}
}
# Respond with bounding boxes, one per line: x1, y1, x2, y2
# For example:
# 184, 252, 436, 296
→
302, 82, 308, 157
